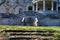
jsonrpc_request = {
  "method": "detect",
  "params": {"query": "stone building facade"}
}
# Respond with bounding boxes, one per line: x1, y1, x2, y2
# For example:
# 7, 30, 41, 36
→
0, 0, 60, 14
0, 0, 60, 26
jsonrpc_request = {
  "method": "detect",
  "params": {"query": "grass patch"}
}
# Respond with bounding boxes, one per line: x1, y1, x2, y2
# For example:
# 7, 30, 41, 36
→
0, 25, 60, 31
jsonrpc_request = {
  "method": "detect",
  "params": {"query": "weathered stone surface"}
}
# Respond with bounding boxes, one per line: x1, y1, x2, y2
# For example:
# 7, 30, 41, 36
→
0, 18, 21, 25
0, 0, 60, 26
0, 5, 6, 13
40, 18, 60, 26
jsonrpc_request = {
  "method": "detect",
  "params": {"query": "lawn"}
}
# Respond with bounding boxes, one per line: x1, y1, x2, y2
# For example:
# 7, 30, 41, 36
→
0, 25, 60, 31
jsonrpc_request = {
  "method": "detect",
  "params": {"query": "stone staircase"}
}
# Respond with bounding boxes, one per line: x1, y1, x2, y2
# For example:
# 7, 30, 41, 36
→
3, 30, 56, 40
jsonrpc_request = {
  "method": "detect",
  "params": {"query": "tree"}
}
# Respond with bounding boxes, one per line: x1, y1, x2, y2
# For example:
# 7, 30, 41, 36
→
3, 0, 18, 13
0, 0, 5, 5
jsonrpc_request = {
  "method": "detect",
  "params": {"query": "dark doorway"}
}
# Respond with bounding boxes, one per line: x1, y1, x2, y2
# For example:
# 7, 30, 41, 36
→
58, 7, 60, 13
28, 6, 32, 10
26, 17, 34, 26
58, 7, 60, 10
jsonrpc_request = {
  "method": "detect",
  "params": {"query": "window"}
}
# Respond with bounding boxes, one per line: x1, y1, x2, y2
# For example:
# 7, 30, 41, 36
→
46, 1, 51, 10
53, 2, 56, 11
38, 1, 43, 10
28, 6, 32, 10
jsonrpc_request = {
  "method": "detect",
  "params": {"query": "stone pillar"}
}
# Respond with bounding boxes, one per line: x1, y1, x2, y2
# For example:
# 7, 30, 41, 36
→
36, 2, 38, 11
51, 0, 54, 11
33, 4, 34, 11
43, 0, 46, 11
56, 1, 58, 13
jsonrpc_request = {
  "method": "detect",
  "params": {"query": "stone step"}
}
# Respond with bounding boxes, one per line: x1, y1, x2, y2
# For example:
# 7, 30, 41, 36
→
3, 30, 55, 40
4, 30, 55, 33
9, 33, 54, 36
8, 36, 53, 40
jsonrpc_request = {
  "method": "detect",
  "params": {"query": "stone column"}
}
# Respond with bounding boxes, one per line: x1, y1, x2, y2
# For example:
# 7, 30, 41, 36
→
56, 1, 58, 13
51, 0, 54, 11
36, 2, 38, 11
43, 0, 46, 11
33, 4, 34, 11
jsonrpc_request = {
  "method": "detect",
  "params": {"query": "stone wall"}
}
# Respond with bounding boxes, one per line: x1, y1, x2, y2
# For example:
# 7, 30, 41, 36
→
40, 18, 60, 26
0, 18, 21, 25
0, 17, 60, 26
0, 0, 60, 26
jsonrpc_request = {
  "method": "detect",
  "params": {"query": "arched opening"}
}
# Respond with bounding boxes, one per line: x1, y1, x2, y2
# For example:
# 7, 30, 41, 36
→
26, 17, 34, 26
28, 6, 32, 10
